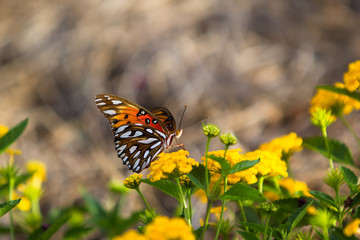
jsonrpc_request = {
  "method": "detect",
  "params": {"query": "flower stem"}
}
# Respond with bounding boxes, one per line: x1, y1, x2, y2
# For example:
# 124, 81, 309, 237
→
187, 188, 192, 220
175, 178, 191, 225
136, 188, 153, 214
214, 176, 228, 240
339, 114, 360, 151
205, 137, 211, 196
8, 161, 15, 240
200, 199, 213, 240
258, 176, 264, 194
321, 126, 333, 170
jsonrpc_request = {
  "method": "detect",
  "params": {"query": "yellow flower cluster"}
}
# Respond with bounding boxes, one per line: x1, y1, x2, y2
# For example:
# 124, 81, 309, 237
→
124, 173, 142, 189
279, 178, 311, 197
259, 132, 303, 160
343, 218, 360, 237
210, 206, 227, 220
344, 60, 360, 92
113, 216, 195, 240
203, 149, 287, 185
310, 82, 360, 116
148, 150, 198, 182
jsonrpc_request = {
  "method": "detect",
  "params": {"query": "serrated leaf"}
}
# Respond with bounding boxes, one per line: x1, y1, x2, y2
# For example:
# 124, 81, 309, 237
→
317, 85, 360, 102
207, 154, 230, 172
142, 179, 179, 199
309, 191, 337, 208
285, 200, 312, 233
187, 164, 209, 191
340, 166, 358, 193
220, 183, 264, 201
0, 199, 21, 217
303, 137, 354, 166
0, 118, 28, 154
229, 159, 260, 174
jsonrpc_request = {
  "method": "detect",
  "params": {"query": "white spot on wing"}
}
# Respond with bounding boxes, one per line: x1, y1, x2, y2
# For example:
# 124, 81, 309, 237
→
135, 166, 140, 172
120, 153, 125, 158
117, 145, 126, 154
155, 130, 166, 139
129, 145, 137, 154
138, 138, 158, 144
150, 141, 161, 149
116, 125, 128, 133
95, 98, 102, 102
123, 156, 128, 162
146, 128, 154, 134
104, 110, 116, 115
133, 150, 141, 158
112, 100, 122, 105
96, 102, 106, 106
120, 131, 132, 138
133, 158, 140, 169
133, 131, 143, 137
144, 150, 150, 158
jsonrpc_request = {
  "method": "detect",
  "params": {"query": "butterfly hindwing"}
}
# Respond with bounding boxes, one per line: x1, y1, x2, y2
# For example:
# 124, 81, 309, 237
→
152, 107, 177, 134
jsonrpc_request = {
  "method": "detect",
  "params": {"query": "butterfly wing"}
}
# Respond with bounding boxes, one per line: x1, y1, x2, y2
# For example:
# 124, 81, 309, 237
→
95, 94, 171, 172
151, 107, 177, 134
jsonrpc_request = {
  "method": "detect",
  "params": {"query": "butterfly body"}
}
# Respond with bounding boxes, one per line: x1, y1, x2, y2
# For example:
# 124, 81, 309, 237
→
95, 94, 182, 172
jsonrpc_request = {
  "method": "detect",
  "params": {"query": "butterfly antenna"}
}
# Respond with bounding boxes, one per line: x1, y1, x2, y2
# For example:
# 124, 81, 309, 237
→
178, 105, 187, 130
183, 117, 208, 129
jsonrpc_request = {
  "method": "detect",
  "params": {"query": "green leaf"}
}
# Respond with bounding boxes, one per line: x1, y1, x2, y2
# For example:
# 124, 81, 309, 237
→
229, 159, 260, 174
237, 231, 258, 240
0, 118, 28, 154
142, 179, 179, 199
0, 199, 21, 217
309, 191, 337, 208
220, 183, 264, 202
39, 214, 70, 240
238, 222, 281, 239
64, 225, 93, 240
285, 200, 312, 233
317, 85, 360, 102
207, 154, 231, 172
303, 137, 355, 166
340, 166, 358, 193
187, 164, 209, 191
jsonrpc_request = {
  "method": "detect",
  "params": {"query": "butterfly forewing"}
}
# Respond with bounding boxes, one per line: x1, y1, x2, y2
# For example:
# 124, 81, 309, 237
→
95, 94, 176, 172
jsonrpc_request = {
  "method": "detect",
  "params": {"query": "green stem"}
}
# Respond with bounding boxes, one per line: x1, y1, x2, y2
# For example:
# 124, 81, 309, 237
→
175, 178, 191, 225
205, 137, 211, 196
264, 215, 271, 240
215, 176, 228, 240
187, 188, 192, 220
258, 176, 264, 194
321, 126, 334, 170
136, 188, 153, 214
8, 172, 15, 240
339, 114, 360, 155
200, 199, 213, 240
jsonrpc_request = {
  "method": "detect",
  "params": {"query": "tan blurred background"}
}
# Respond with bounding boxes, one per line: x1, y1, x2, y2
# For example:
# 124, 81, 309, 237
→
1, 0, 360, 219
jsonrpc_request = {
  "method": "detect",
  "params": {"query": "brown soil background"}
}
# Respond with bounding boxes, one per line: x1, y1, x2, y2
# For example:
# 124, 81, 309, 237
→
1, 0, 360, 238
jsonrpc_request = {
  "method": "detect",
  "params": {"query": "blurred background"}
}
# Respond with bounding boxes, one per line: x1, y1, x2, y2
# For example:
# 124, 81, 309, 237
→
1, 0, 360, 228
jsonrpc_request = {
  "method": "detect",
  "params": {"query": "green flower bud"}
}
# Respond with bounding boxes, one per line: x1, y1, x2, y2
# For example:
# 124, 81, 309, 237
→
124, 173, 142, 189
323, 168, 344, 189
311, 108, 336, 128
202, 123, 220, 138
179, 175, 193, 188
219, 133, 238, 146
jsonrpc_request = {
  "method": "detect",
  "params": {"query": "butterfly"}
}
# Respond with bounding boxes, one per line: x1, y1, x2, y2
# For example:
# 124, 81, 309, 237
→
95, 94, 183, 172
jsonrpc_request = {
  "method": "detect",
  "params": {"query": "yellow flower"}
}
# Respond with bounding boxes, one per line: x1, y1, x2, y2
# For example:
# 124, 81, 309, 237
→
0, 125, 9, 137
26, 160, 47, 189
259, 133, 303, 160
211, 206, 227, 220
263, 191, 280, 201
12, 193, 31, 211
194, 189, 207, 203
307, 206, 317, 215
343, 218, 360, 237
310, 82, 360, 116
124, 173, 142, 189
344, 60, 360, 92
144, 216, 195, 240
147, 150, 198, 182
112, 229, 146, 240
279, 178, 311, 197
